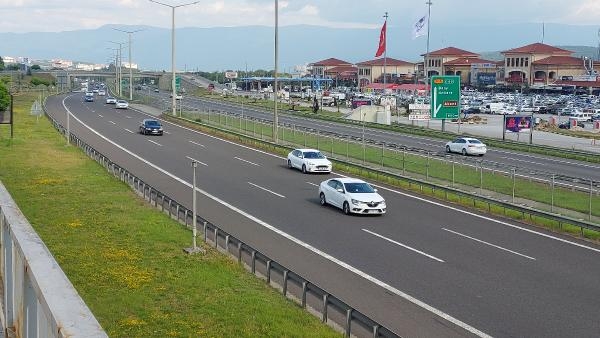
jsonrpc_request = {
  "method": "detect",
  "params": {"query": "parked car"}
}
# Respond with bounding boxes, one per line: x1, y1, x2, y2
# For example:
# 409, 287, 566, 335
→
287, 148, 332, 173
139, 119, 163, 135
115, 100, 129, 109
170, 93, 183, 100
105, 97, 117, 104
558, 121, 585, 129
318, 177, 386, 215
445, 137, 487, 156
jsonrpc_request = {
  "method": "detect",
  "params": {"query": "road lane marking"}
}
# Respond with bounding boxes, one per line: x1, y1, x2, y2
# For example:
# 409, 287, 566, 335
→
185, 156, 208, 166
442, 228, 536, 261
362, 229, 445, 263
188, 140, 205, 147
124, 129, 134, 134
235, 157, 260, 166
125, 115, 132, 119
109, 121, 116, 125
306, 182, 319, 187
164, 131, 171, 134
147, 139, 163, 147
497, 151, 600, 170
248, 182, 285, 198
98, 114, 103, 118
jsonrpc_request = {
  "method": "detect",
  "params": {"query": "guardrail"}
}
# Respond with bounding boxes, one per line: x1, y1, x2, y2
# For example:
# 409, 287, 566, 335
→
44, 104, 398, 337
169, 112, 600, 237
0, 182, 107, 338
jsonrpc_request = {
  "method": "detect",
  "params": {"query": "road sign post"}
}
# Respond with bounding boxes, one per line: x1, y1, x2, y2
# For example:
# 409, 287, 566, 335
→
430, 76, 461, 132
175, 76, 181, 92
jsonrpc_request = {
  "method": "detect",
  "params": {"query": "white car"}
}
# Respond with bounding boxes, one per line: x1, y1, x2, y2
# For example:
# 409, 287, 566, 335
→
445, 137, 487, 156
115, 100, 129, 109
105, 97, 117, 104
98, 90, 106, 96
287, 148, 332, 174
170, 93, 183, 100
318, 177, 386, 215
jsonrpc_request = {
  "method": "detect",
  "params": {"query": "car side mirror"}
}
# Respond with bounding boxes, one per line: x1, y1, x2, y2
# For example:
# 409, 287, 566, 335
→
373, 189, 378, 192
336, 188, 344, 194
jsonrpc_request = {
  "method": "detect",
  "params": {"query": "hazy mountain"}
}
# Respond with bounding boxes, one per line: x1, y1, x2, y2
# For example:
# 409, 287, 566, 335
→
1, 23, 599, 71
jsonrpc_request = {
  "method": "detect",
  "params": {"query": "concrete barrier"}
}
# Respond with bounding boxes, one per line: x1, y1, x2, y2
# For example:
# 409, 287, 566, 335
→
0, 181, 107, 338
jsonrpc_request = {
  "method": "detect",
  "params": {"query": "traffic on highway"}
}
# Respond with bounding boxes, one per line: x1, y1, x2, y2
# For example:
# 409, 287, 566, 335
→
45, 91, 600, 338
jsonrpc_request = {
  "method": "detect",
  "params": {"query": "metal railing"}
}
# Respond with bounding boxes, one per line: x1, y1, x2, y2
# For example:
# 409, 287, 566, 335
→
0, 182, 107, 338
44, 105, 398, 337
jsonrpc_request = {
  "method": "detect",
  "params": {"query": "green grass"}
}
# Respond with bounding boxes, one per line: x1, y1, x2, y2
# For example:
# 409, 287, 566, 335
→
0, 92, 340, 338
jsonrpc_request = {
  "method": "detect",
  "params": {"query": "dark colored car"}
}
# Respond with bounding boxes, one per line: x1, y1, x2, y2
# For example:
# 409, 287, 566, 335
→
558, 121, 585, 129
139, 119, 164, 135
84, 95, 94, 102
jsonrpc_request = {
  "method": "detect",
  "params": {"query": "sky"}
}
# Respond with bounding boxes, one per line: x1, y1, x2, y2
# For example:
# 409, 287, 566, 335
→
1, 0, 600, 33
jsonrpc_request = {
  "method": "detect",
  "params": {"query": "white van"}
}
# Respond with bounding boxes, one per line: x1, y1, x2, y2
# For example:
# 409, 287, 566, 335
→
570, 112, 592, 122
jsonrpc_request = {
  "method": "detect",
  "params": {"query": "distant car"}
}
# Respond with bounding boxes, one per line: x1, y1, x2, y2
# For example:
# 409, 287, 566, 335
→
84, 95, 94, 102
170, 93, 183, 100
558, 121, 585, 129
139, 119, 163, 135
85, 91, 94, 97
318, 177, 386, 215
154, 88, 159, 93
98, 90, 106, 96
115, 100, 129, 109
445, 137, 487, 156
92, 89, 99, 93
287, 148, 332, 173
105, 97, 117, 104
590, 113, 600, 122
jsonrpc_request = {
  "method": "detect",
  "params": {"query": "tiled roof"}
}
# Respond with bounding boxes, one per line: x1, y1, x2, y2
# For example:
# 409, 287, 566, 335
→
310, 58, 352, 67
443, 57, 498, 66
357, 57, 414, 66
324, 66, 357, 74
533, 56, 585, 66
502, 43, 572, 55
421, 47, 478, 57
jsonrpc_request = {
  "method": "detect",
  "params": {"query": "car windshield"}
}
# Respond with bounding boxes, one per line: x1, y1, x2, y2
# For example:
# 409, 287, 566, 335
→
145, 121, 161, 127
343, 182, 375, 193
303, 151, 324, 159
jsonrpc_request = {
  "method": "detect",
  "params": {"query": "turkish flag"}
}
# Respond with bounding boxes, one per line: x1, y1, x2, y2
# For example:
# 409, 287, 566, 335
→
375, 20, 386, 57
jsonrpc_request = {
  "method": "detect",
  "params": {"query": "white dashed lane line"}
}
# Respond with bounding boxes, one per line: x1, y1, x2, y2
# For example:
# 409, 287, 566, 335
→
147, 139, 163, 147
248, 182, 286, 198
185, 156, 208, 166
362, 229, 445, 263
189, 140, 205, 147
235, 157, 260, 166
124, 129, 134, 134
442, 228, 536, 261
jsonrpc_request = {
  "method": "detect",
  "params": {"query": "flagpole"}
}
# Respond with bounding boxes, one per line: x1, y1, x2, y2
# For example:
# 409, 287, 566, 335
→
383, 12, 388, 91
425, 1, 432, 87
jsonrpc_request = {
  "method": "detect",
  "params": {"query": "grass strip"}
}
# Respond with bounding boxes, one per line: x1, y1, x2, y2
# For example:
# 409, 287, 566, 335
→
0, 92, 340, 338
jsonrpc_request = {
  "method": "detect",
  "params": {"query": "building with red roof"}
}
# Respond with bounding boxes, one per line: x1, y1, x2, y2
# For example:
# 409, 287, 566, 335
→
309, 58, 353, 78
356, 57, 415, 88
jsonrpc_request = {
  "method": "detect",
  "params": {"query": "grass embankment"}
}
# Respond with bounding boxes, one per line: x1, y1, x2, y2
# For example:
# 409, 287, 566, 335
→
0, 92, 340, 337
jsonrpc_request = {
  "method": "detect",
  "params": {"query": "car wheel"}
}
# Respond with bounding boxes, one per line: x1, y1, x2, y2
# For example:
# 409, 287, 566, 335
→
462, 148, 467, 156
287, 159, 293, 169
319, 193, 327, 206
343, 202, 351, 215
302, 164, 307, 174
446, 145, 451, 153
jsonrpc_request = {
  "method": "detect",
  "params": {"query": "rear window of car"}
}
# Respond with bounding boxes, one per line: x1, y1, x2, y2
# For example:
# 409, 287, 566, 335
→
468, 139, 482, 144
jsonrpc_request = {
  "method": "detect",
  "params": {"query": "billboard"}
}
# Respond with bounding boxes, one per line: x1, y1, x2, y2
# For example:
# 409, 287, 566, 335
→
352, 99, 372, 109
476, 73, 496, 86
225, 71, 238, 79
505, 115, 532, 133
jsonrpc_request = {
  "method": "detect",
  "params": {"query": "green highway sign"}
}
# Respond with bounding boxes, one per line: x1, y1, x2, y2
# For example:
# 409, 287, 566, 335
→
175, 76, 181, 91
430, 75, 461, 119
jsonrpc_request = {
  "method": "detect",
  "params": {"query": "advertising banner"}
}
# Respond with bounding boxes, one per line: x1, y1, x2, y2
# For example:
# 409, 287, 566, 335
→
476, 73, 496, 86
352, 99, 372, 109
505, 115, 532, 133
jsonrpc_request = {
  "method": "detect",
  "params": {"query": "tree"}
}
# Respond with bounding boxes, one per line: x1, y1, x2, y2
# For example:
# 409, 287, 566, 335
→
0, 57, 4, 71
31, 64, 41, 70
0, 82, 10, 112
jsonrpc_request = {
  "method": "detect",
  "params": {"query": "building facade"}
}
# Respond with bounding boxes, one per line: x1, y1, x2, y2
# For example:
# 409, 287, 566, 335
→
356, 57, 415, 88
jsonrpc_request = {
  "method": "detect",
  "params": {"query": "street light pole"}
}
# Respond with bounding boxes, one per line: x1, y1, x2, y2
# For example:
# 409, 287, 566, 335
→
114, 28, 144, 101
273, 0, 279, 143
108, 41, 125, 96
149, 0, 200, 116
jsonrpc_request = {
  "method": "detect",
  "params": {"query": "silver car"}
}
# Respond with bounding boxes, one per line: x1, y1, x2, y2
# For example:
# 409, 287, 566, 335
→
445, 137, 487, 156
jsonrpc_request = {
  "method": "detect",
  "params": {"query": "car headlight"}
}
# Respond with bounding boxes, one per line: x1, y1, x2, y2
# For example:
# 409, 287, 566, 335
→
307, 162, 314, 166
351, 199, 361, 205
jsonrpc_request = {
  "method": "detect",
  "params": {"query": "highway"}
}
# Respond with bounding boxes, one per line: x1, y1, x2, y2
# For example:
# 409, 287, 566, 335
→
47, 93, 600, 337
143, 86, 600, 187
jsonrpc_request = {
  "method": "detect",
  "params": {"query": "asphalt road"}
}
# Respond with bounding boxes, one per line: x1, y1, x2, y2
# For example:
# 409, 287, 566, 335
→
46, 93, 600, 338
142, 89, 600, 188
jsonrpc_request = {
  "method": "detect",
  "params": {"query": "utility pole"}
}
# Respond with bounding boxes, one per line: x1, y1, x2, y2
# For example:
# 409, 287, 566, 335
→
383, 12, 388, 91
273, 0, 279, 143
114, 28, 144, 101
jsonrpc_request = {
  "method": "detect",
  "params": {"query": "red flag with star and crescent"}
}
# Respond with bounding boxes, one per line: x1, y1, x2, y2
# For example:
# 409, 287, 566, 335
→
375, 20, 386, 57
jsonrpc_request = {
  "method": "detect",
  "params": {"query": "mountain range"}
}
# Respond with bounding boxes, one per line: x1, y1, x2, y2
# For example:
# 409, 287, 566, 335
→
1, 23, 599, 71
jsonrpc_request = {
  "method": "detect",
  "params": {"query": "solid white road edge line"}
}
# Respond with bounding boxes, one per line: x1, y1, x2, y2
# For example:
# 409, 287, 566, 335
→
362, 229, 445, 263
185, 156, 208, 167
62, 95, 491, 338
442, 228, 536, 261
235, 157, 260, 166
248, 182, 285, 198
